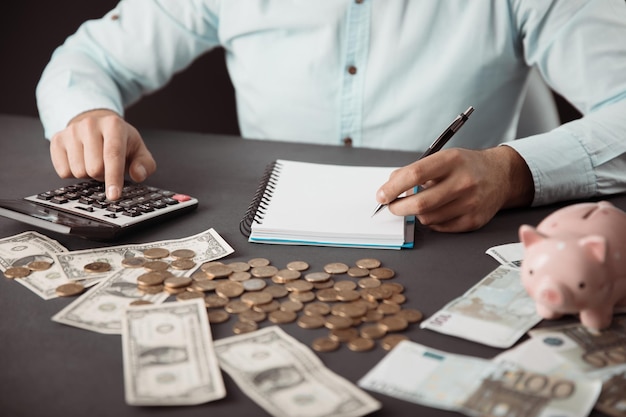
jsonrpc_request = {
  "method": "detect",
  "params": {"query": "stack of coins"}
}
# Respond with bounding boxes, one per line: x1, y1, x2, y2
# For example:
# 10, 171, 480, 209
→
127, 251, 423, 353
2, 259, 87, 297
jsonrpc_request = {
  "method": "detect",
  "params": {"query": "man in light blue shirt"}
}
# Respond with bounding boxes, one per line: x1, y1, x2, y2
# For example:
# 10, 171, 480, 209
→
36, 0, 626, 232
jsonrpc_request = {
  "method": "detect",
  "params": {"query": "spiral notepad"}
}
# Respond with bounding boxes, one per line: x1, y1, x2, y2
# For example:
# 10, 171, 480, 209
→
240, 159, 414, 249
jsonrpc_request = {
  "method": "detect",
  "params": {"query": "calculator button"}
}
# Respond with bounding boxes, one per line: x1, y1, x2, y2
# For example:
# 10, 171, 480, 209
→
163, 198, 179, 205
51, 196, 69, 204
37, 192, 54, 200
172, 194, 192, 202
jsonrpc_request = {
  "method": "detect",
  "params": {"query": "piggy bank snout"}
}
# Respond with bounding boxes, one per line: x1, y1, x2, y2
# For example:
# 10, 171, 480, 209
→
539, 286, 563, 306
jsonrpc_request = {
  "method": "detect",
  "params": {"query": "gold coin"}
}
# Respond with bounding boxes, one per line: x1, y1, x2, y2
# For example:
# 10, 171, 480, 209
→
164, 276, 192, 289
233, 320, 258, 334
3, 266, 31, 279
227, 261, 251, 272
286, 260, 309, 271
313, 279, 335, 290
200, 261, 224, 271
143, 260, 169, 272
138, 285, 164, 294
253, 300, 281, 313
250, 265, 278, 278
280, 300, 303, 312
176, 291, 205, 302
129, 299, 152, 306
229, 271, 252, 282
347, 266, 369, 278
297, 314, 325, 329
137, 271, 168, 287
381, 334, 409, 351
288, 291, 316, 303
241, 291, 274, 306
362, 309, 384, 322
268, 310, 297, 324
274, 268, 301, 282
303, 302, 331, 316
202, 264, 233, 279
312, 337, 340, 352
207, 309, 230, 324
358, 277, 381, 289
285, 280, 313, 293
170, 249, 196, 259
316, 288, 339, 302
381, 282, 404, 294
189, 280, 218, 292
379, 315, 409, 332
369, 267, 395, 280
303, 271, 331, 283
239, 309, 267, 323
387, 293, 406, 304
360, 323, 387, 339
242, 278, 266, 291
143, 247, 170, 259
331, 303, 367, 318
333, 280, 356, 291
396, 308, 424, 323
355, 258, 381, 269
55, 282, 85, 297
361, 286, 393, 301
170, 259, 196, 270
247, 257, 270, 267
377, 302, 401, 315
323, 262, 349, 275
225, 300, 252, 314
324, 315, 353, 330
84, 261, 111, 273
215, 281, 244, 298
164, 286, 187, 295
205, 294, 229, 308
347, 337, 375, 352
27, 260, 53, 271
264, 285, 289, 299
336, 289, 361, 302
329, 327, 359, 342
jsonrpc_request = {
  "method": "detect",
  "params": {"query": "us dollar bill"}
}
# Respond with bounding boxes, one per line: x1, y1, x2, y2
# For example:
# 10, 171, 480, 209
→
51, 267, 171, 334
214, 326, 381, 417
359, 340, 601, 417
0, 231, 79, 300
420, 265, 541, 348
121, 298, 225, 406
53, 228, 233, 282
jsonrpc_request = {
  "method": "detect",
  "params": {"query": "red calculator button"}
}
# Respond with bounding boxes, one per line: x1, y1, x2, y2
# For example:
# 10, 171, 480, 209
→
172, 194, 192, 202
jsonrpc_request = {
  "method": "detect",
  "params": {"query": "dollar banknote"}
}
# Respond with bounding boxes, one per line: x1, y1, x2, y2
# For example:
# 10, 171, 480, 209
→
0, 231, 79, 300
51, 267, 171, 334
485, 242, 523, 269
359, 340, 601, 417
121, 298, 225, 405
420, 265, 541, 348
53, 228, 233, 282
214, 326, 381, 417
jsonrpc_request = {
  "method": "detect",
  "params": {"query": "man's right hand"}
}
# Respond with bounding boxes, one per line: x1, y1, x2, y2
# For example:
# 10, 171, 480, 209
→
49, 109, 157, 200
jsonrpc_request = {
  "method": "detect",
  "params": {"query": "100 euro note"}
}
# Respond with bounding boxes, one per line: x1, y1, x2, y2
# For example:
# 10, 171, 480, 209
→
121, 298, 225, 406
214, 326, 381, 417
358, 340, 601, 417
420, 265, 541, 348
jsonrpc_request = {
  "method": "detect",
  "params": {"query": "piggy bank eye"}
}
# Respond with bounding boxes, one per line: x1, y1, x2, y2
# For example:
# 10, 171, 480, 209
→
528, 269, 533, 275
578, 282, 586, 290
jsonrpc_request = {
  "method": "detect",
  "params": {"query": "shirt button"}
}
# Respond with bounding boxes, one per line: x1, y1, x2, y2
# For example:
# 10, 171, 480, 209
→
347, 65, 357, 75
343, 137, 353, 147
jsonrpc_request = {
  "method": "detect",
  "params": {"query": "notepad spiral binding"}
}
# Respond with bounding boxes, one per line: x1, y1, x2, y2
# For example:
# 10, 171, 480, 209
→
239, 161, 283, 237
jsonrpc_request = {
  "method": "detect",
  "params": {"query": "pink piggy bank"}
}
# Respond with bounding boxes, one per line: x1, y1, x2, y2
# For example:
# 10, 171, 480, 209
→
519, 201, 626, 330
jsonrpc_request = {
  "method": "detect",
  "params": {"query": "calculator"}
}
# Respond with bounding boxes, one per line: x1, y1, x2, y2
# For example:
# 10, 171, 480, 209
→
0, 180, 198, 240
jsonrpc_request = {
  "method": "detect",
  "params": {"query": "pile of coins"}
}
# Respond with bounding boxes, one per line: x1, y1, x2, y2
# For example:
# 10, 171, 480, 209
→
2, 260, 86, 297
120, 249, 423, 353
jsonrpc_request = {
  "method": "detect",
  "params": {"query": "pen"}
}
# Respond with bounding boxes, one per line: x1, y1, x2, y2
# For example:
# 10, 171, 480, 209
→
371, 105, 475, 217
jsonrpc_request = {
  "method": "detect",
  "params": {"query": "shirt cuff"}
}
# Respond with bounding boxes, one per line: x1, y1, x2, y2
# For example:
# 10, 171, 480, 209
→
503, 130, 596, 206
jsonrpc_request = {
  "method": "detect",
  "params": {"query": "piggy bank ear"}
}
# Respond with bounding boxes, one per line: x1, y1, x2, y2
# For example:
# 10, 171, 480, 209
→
579, 235, 607, 263
519, 225, 545, 248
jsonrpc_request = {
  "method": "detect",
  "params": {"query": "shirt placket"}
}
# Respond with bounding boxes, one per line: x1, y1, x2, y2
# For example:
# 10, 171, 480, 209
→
339, 0, 371, 147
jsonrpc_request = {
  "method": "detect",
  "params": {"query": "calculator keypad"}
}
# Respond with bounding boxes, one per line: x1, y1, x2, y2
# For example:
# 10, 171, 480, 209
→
25, 180, 198, 227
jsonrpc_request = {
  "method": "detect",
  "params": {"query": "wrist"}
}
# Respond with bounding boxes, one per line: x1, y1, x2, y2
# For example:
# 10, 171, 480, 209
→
489, 145, 535, 208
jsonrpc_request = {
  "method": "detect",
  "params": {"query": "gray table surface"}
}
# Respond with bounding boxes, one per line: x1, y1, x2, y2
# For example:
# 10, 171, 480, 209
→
0, 114, 618, 417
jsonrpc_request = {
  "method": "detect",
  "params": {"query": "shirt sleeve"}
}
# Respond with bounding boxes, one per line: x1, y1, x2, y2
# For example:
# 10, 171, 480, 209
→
505, 0, 626, 206
36, 0, 221, 139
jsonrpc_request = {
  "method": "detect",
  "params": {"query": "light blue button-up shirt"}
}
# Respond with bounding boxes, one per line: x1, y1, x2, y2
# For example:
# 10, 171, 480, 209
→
36, 0, 626, 206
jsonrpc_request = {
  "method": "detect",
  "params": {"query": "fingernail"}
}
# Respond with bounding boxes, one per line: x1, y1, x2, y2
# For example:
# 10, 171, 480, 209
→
107, 185, 120, 200
136, 165, 147, 181
376, 189, 387, 202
